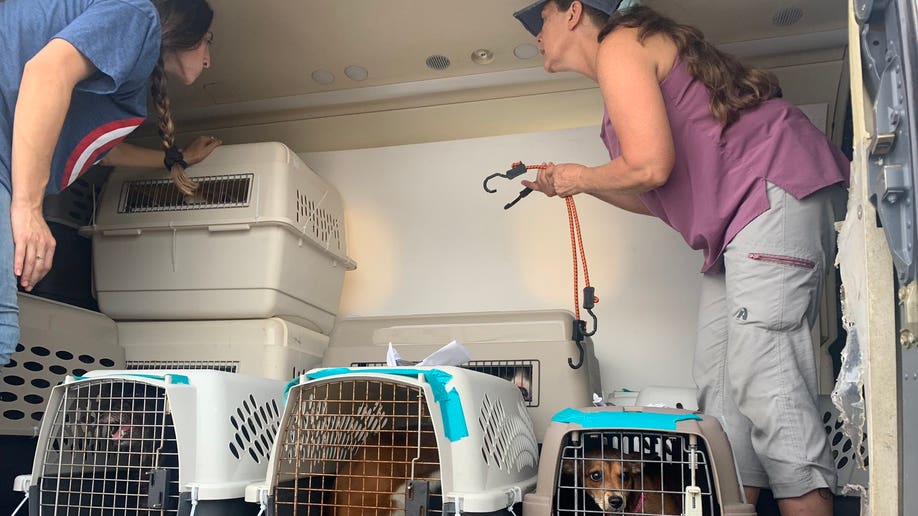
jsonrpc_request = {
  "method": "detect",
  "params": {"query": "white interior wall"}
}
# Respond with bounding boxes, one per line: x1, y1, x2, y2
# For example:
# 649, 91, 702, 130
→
300, 126, 704, 394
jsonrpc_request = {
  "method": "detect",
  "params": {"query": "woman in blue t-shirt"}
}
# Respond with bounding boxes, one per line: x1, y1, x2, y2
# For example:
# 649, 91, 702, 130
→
0, 0, 222, 367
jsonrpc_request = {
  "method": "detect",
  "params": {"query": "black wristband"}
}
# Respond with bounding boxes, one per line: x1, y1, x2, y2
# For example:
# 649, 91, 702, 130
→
163, 147, 188, 170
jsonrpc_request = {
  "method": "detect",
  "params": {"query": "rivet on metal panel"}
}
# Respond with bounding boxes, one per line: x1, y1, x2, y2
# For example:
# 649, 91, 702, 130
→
900, 329, 915, 348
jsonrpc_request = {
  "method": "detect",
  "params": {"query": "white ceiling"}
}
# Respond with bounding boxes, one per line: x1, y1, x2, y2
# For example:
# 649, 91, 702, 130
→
168, 0, 848, 124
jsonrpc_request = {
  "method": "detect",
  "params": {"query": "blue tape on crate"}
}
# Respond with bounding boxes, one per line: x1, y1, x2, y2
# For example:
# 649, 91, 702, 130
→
290, 367, 470, 442
552, 408, 701, 430
72, 373, 190, 385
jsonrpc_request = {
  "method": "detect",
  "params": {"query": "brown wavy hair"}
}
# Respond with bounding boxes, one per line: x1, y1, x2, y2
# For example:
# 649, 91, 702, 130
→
149, 0, 214, 194
599, 5, 779, 126
550, 1, 780, 126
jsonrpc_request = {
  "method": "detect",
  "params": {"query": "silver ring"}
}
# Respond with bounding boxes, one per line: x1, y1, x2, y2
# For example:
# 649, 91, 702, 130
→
209, 136, 216, 141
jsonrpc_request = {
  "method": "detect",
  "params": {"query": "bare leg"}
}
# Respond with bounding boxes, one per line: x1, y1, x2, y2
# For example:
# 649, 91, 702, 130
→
744, 486, 759, 507
777, 488, 833, 516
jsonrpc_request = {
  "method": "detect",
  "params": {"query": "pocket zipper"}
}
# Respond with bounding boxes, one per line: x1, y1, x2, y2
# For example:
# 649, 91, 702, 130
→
748, 253, 816, 269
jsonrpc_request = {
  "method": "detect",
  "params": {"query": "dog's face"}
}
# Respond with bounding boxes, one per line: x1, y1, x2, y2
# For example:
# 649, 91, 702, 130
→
563, 449, 642, 512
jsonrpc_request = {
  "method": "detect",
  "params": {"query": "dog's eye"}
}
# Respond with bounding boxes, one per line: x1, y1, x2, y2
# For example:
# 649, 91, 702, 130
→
622, 472, 631, 481
589, 471, 602, 482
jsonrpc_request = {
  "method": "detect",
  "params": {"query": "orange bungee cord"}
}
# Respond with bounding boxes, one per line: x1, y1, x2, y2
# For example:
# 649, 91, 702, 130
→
483, 162, 599, 369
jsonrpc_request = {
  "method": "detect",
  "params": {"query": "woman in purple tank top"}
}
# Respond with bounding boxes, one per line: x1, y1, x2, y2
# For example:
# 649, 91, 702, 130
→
513, 1, 848, 514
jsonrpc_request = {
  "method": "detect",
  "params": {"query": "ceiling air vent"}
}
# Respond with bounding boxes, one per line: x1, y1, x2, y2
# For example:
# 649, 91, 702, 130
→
772, 6, 804, 27
425, 54, 451, 71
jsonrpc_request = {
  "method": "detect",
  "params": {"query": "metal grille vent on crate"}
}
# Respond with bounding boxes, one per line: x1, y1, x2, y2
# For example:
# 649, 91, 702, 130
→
118, 174, 253, 213
522, 406, 757, 516
86, 141, 356, 333
354, 359, 539, 407
117, 318, 330, 381
15, 370, 287, 516
246, 366, 540, 515
325, 310, 602, 440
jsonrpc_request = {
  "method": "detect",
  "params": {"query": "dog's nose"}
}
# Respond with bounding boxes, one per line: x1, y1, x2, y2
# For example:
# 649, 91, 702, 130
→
609, 495, 625, 510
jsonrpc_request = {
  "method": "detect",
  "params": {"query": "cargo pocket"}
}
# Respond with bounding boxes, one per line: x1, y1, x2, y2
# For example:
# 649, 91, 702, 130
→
724, 250, 820, 332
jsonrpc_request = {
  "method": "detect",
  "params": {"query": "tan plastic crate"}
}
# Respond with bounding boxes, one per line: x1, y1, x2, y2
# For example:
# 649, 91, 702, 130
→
84, 142, 355, 334
323, 310, 602, 440
118, 318, 329, 381
1, 293, 123, 436
523, 405, 757, 515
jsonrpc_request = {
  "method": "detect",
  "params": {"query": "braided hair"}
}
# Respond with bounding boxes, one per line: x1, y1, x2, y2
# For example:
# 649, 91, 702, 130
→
149, 0, 213, 194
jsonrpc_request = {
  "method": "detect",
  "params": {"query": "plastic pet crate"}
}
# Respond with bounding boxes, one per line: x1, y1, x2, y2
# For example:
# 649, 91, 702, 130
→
523, 406, 757, 516
819, 395, 868, 491
324, 310, 602, 440
84, 142, 356, 334
1, 293, 122, 436
17, 369, 287, 515
118, 318, 329, 381
245, 366, 540, 515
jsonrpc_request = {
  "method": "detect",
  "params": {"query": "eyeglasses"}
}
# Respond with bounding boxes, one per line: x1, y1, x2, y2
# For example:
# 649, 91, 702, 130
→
204, 31, 214, 46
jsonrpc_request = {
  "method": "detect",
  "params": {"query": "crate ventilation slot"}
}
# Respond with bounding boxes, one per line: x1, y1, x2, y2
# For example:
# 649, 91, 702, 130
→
118, 173, 253, 213
296, 190, 343, 250
127, 360, 240, 373
229, 394, 282, 463
479, 393, 539, 473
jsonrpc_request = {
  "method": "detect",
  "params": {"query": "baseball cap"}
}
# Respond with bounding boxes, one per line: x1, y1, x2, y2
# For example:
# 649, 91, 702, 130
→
513, 0, 624, 36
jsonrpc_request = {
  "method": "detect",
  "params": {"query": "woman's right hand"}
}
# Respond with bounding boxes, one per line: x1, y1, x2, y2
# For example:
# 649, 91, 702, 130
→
522, 162, 558, 197
10, 200, 55, 291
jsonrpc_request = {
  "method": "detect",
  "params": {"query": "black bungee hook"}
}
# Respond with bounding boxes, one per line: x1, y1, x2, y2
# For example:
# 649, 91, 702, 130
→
569, 286, 598, 369
483, 162, 534, 209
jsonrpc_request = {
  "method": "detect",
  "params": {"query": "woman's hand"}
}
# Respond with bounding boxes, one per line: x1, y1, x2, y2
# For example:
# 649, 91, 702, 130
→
10, 200, 55, 291
521, 162, 588, 198
182, 135, 222, 166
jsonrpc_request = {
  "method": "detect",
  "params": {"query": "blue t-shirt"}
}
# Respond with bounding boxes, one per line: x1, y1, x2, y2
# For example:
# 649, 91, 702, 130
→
0, 0, 161, 195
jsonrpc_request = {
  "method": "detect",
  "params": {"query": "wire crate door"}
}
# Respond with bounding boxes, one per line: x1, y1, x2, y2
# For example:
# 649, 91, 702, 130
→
273, 377, 443, 515
37, 379, 180, 515
556, 430, 718, 516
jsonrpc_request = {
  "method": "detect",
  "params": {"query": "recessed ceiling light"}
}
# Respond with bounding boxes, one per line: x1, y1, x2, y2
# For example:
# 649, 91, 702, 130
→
471, 48, 495, 65
513, 44, 540, 60
311, 69, 335, 85
344, 65, 368, 81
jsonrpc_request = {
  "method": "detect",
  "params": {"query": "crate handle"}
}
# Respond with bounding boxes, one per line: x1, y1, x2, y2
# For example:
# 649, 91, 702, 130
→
102, 229, 142, 237
207, 224, 251, 232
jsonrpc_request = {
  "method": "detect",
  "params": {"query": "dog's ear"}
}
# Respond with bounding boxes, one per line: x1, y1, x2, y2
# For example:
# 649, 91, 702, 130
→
561, 458, 574, 475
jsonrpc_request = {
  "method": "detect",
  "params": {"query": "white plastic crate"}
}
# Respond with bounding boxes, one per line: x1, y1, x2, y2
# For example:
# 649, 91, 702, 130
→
324, 310, 603, 441
246, 366, 540, 515
84, 142, 356, 334
118, 318, 329, 381
1, 293, 123, 436
21, 370, 286, 515
523, 406, 756, 516
819, 395, 869, 491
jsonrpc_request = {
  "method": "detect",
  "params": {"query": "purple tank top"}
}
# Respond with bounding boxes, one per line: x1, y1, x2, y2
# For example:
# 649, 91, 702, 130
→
600, 58, 849, 272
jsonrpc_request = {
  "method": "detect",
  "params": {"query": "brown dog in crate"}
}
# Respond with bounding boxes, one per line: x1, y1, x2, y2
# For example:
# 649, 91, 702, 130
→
330, 429, 442, 515
561, 447, 681, 515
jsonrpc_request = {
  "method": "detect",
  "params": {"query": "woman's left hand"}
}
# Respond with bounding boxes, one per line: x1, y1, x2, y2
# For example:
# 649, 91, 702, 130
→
547, 162, 588, 197
182, 135, 222, 166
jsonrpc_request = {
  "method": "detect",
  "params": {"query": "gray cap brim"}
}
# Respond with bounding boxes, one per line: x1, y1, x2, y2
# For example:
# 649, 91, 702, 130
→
513, 0, 550, 37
